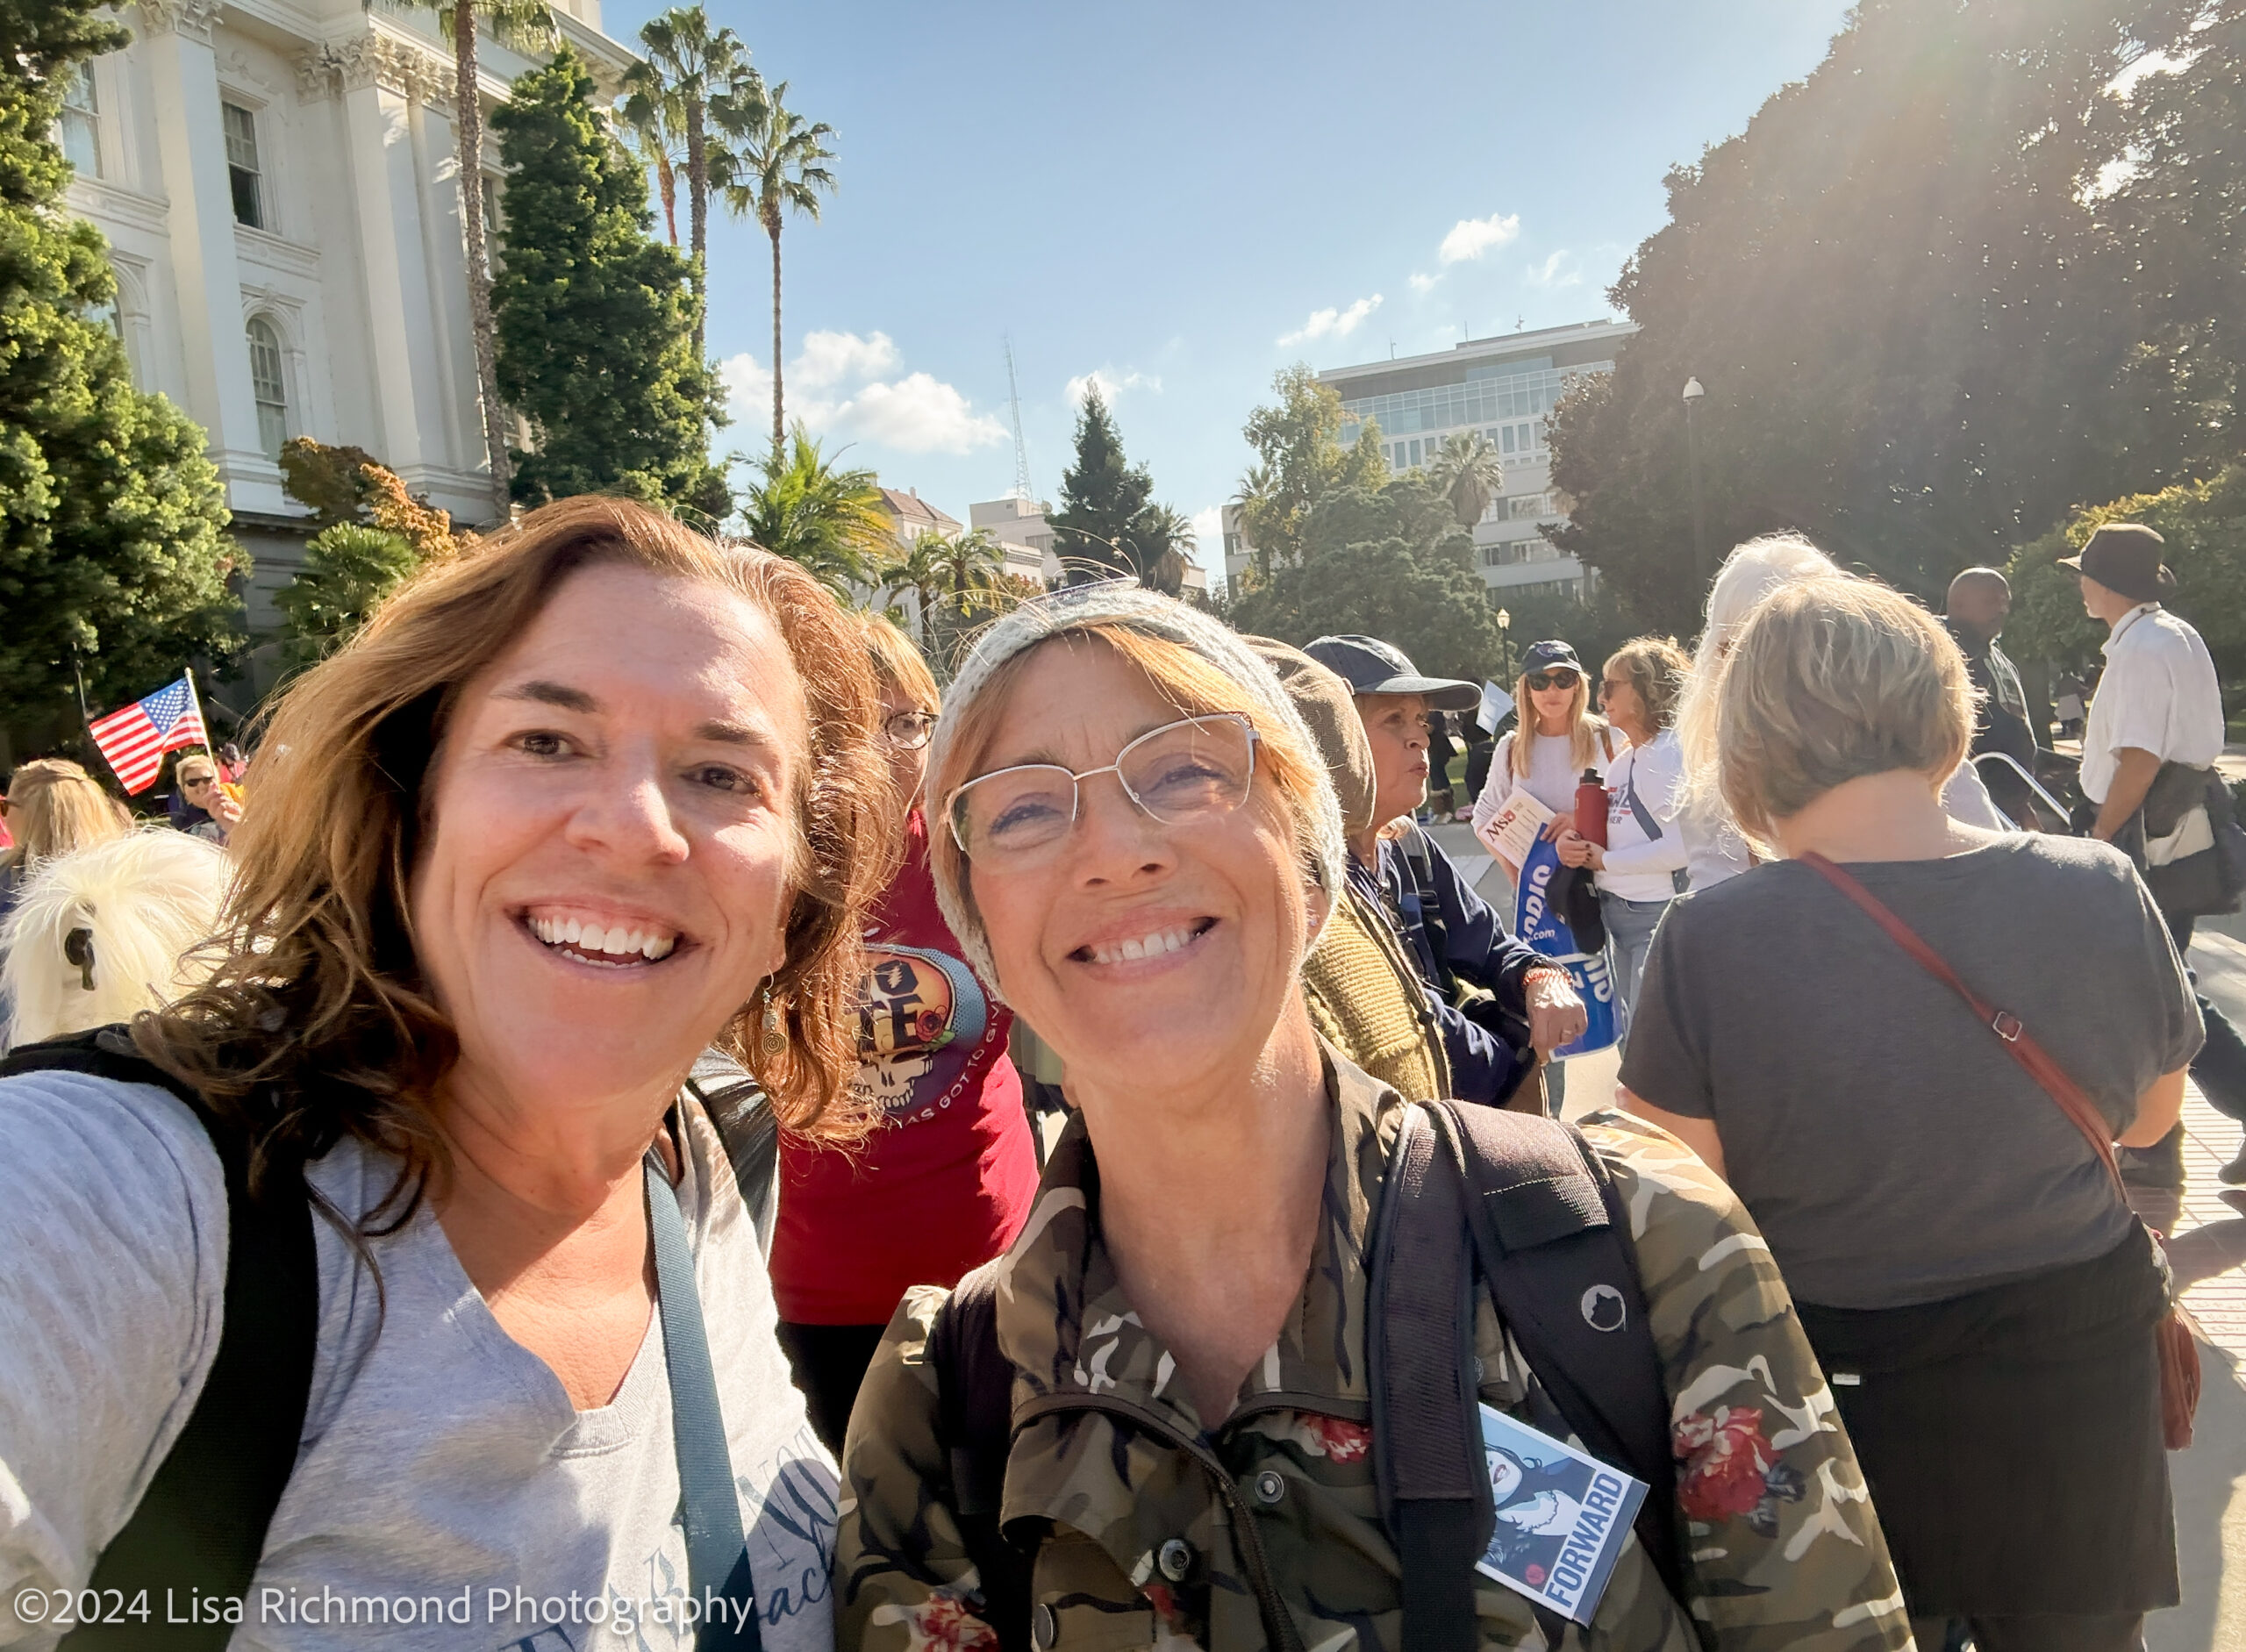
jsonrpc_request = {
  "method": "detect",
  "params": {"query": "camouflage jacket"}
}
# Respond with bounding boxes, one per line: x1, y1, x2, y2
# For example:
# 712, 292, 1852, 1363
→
835, 1054, 1913, 1652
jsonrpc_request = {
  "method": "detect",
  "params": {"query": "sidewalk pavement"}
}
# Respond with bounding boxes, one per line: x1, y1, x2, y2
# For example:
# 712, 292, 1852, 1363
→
1422, 819, 2246, 1648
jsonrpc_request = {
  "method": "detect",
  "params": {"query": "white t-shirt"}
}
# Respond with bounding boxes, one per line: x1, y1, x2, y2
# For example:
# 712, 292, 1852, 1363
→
1597, 730, 1688, 903
2080, 603, 2226, 804
1472, 726, 1618, 841
0, 1070, 836, 1652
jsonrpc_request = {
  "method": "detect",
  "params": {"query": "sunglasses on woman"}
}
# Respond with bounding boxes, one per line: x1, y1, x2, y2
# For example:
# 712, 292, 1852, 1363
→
1526, 669, 1579, 691
948, 713, 1259, 867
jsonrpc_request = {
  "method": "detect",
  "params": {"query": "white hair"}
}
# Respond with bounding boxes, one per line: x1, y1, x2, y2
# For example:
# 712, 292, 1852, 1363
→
2, 828, 231, 1051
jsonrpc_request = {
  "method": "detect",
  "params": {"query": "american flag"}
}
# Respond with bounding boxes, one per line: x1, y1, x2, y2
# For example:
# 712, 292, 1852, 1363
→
88, 677, 208, 794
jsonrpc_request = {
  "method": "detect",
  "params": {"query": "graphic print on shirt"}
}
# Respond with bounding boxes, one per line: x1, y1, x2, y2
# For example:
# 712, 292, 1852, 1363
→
854, 942, 992, 1125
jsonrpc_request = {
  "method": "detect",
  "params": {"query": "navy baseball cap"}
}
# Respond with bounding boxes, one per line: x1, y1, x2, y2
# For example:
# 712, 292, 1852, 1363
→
1518, 640, 1584, 676
1302, 633, 1481, 712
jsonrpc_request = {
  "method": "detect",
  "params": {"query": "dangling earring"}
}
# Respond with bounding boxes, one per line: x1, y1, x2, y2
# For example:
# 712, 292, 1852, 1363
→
761, 983, 787, 1058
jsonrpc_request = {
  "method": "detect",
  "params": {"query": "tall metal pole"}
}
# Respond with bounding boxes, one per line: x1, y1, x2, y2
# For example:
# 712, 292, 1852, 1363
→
1683, 376, 1709, 588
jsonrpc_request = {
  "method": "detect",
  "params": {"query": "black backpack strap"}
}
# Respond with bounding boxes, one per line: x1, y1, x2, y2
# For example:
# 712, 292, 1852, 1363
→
685, 1048, 777, 1254
2, 1026, 318, 1650
927, 1260, 1034, 1652
1429, 1100, 1685, 1606
1367, 1105, 1489, 1652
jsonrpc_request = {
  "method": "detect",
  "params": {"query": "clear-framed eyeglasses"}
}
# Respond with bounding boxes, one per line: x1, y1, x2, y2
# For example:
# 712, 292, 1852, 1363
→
884, 709, 938, 750
947, 713, 1261, 866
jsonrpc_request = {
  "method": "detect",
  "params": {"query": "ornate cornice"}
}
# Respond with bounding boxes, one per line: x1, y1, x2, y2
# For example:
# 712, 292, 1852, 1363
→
293, 31, 456, 104
138, 0, 220, 43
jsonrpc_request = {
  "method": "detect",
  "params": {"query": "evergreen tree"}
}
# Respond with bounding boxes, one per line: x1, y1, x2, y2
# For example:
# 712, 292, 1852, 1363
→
0, 0, 242, 740
1050, 386, 1153, 581
492, 46, 728, 520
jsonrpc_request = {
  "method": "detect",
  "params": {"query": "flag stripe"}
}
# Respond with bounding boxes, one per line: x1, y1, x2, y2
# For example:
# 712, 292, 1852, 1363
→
87, 677, 204, 794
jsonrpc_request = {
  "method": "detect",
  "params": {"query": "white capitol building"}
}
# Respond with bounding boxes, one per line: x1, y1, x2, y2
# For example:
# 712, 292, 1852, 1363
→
62, 0, 635, 623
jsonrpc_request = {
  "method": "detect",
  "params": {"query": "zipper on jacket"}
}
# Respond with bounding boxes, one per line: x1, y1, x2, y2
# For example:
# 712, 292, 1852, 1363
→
1014, 1391, 1308, 1652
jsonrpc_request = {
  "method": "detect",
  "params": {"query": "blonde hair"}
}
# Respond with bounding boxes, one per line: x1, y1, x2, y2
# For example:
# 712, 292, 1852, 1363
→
1676, 533, 1840, 790
861, 612, 940, 716
1602, 636, 1691, 733
929, 624, 1327, 978
174, 753, 218, 785
3, 828, 229, 1050
1509, 668, 1606, 779
1713, 575, 1973, 847
1, 759, 129, 872
135, 495, 895, 1212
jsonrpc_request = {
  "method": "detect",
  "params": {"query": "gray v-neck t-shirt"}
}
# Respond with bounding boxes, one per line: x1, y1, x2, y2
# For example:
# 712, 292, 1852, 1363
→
1620, 833, 2202, 1309
0, 1069, 837, 1650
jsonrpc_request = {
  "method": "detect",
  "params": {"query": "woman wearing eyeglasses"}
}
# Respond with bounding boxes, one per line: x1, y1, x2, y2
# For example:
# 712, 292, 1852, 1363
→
770, 615, 1041, 1452
1470, 640, 1619, 886
833, 586, 1912, 1652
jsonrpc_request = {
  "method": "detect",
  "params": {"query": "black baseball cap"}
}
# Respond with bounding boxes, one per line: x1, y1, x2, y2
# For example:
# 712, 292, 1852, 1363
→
1301, 634, 1481, 712
2058, 523, 2175, 604
1519, 640, 1584, 676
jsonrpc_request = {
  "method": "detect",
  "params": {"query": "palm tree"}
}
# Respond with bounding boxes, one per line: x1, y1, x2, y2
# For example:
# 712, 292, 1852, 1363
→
1133, 504, 1198, 595
933, 527, 1011, 622
719, 82, 835, 457
736, 425, 885, 599
875, 529, 946, 640
1232, 461, 1277, 576
631, 8, 758, 360
1428, 430, 1506, 531
615, 63, 687, 246
402, 0, 555, 521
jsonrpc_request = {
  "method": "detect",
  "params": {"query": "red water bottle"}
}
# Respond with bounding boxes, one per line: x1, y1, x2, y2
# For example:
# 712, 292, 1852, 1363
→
1574, 769, 1610, 847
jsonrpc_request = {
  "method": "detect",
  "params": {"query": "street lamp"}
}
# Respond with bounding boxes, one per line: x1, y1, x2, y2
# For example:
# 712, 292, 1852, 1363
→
1495, 605, 1513, 683
1682, 376, 1709, 588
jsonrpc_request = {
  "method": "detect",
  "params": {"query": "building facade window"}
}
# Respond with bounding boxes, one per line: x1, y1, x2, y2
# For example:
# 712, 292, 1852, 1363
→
222, 102, 264, 229
247, 316, 289, 458
60, 65, 99, 176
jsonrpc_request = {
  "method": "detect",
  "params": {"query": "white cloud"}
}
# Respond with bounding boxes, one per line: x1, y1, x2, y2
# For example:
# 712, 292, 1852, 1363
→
1277, 293, 1384, 348
833, 373, 1007, 455
717, 334, 1005, 457
1408, 271, 1441, 294
1064, 367, 1162, 406
1439, 211, 1521, 265
793, 329, 900, 390
1191, 504, 1222, 552
1522, 251, 1584, 290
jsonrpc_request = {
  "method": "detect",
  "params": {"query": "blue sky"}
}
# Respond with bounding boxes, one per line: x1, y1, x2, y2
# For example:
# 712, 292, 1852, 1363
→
597, 0, 1856, 562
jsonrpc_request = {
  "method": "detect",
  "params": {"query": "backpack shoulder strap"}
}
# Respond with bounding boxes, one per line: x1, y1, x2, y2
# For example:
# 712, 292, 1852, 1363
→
1431, 1099, 1685, 1606
2, 1026, 318, 1652
685, 1048, 778, 1253
927, 1260, 1034, 1652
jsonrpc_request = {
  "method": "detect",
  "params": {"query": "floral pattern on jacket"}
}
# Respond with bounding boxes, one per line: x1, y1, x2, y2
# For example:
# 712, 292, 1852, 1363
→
834, 1053, 1913, 1652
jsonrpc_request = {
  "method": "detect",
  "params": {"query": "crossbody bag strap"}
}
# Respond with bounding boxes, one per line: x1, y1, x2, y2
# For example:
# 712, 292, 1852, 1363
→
1797, 853, 2121, 1190
644, 1155, 764, 1652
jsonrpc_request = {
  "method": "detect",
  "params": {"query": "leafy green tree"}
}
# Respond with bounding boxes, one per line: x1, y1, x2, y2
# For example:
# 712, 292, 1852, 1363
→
1549, 0, 2157, 633
1235, 364, 1387, 570
491, 46, 728, 520
0, 0, 242, 740
2107, 6, 2246, 481
393, 0, 554, 520
1230, 478, 1505, 682
275, 525, 421, 670
718, 81, 834, 457
737, 426, 884, 598
625, 8, 759, 359
1428, 432, 1506, 532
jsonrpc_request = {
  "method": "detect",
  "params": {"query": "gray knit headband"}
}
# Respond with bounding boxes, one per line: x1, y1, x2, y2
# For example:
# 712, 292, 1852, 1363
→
925, 582, 1347, 998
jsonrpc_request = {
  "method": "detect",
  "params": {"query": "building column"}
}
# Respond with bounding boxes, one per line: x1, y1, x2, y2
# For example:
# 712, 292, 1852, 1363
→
138, 0, 264, 488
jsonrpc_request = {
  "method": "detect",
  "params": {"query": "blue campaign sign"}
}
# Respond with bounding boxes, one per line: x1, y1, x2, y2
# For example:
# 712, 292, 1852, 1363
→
1513, 833, 1619, 1060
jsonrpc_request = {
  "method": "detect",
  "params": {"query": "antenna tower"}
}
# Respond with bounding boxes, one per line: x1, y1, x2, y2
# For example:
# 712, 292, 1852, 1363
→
1005, 339, 1034, 504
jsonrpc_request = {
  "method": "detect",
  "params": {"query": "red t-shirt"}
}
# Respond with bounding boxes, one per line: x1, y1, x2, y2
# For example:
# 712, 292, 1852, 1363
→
769, 812, 1041, 1325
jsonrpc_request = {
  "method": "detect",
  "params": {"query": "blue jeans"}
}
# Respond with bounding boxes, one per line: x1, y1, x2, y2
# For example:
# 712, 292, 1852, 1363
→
1599, 890, 1672, 1040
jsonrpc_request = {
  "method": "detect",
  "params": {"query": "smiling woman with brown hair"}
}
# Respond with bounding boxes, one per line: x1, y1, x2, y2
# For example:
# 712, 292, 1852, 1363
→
0, 496, 891, 1649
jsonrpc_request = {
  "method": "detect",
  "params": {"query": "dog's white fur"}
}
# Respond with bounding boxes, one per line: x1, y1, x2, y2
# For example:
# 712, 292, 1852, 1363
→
2, 828, 230, 1050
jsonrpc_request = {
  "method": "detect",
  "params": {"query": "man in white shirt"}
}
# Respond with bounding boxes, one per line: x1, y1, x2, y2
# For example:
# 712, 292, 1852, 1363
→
2070, 522, 2246, 1184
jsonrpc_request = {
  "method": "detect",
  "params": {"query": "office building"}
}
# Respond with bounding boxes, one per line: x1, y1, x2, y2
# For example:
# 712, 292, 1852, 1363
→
1220, 319, 1637, 600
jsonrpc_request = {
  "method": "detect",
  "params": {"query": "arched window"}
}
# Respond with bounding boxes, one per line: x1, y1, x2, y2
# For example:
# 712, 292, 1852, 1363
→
247, 316, 289, 459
